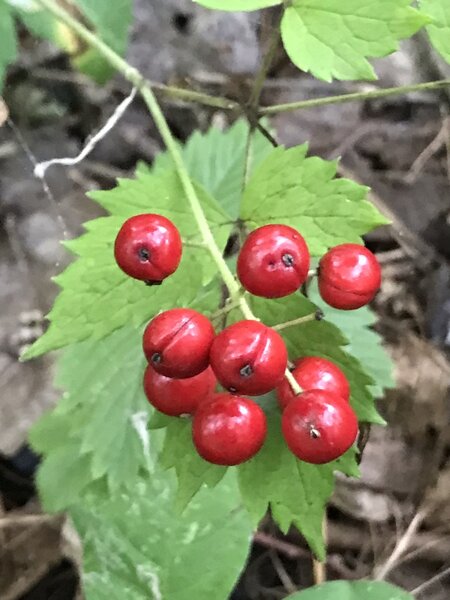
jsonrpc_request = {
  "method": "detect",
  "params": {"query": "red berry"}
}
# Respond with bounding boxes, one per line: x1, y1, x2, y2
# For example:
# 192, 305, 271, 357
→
282, 390, 358, 464
192, 393, 267, 465
210, 320, 287, 396
143, 365, 216, 416
318, 243, 381, 310
143, 308, 215, 379
237, 224, 310, 298
114, 213, 182, 283
277, 356, 350, 410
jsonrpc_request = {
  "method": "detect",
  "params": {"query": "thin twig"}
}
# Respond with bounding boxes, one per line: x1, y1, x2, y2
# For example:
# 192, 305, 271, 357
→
411, 564, 450, 597
273, 310, 323, 331
374, 509, 428, 581
248, 12, 282, 108
404, 117, 449, 184
259, 79, 450, 115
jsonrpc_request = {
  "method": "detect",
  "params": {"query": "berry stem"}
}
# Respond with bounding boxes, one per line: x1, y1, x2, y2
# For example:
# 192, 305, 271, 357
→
273, 310, 323, 331
34, 0, 299, 396
284, 369, 303, 396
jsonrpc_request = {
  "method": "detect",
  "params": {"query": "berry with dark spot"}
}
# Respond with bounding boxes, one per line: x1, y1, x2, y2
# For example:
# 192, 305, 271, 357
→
237, 224, 310, 298
143, 308, 214, 379
114, 213, 182, 283
282, 389, 358, 464
210, 320, 287, 395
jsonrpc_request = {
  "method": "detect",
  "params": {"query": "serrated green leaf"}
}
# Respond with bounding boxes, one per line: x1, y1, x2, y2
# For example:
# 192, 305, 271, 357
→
286, 580, 413, 600
0, 1, 17, 89
281, 0, 428, 82
240, 146, 389, 256
23, 171, 231, 358
308, 282, 394, 397
238, 400, 358, 560
147, 120, 273, 219
194, 0, 281, 11
420, 0, 450, 63
72, 471, 252, 600
160, 418, 226, 509
250, 294, 385, 424
30, 325, 152, 509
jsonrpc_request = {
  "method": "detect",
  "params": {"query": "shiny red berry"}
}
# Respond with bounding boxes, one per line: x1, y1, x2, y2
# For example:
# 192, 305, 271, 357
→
210, 320, 288, 396
277, 356, 350, 410
143, 308, 215, 379
282, 390, 358, 464
192, 393, 267, 465
237, 224, 310, 298
143, 365, 216, 416
114, 213, 182, 283
318, 243, 381, 310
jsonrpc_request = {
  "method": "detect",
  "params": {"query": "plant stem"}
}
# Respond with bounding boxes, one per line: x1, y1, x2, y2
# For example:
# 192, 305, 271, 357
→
248, 12, 282, 109
259, 79, 450, 115
33, 0, 303, 395
273, 311, 321, 331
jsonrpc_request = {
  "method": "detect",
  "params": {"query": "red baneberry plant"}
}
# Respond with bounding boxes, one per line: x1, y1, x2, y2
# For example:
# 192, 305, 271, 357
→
16, 0, 450, 598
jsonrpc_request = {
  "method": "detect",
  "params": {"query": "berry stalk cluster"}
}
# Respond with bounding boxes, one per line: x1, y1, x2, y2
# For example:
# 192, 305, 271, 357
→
115, 214, 381, 466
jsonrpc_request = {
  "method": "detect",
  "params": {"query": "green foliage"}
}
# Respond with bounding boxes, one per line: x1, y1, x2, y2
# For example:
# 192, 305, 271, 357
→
195, 0, 281, 10
140, 119, 273, 219
23, 170, 231, 358
73, 0, 132, 82
0, 1, 17, 89
72, 471, 252, 600
29, 325, 151, 511
237, 399, 358, 560
281, 0, 427, 82
240, 145, 389, 256
420, 0, 450, 64
286, 580, 413, 600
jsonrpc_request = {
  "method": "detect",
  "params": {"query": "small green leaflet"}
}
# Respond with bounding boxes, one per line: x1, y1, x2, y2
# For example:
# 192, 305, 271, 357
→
420, 0, 450, 64
0, 1, 17, 90
139, 119, 273, 219
29, 325, 151, 511
308, 282, 394, 397
72, 471, 252, 600
23, 170, 231, 358
240, 145, 389, 256
285, 580, 413, 600
194, 0, 281, 11
281, 0, 428, 82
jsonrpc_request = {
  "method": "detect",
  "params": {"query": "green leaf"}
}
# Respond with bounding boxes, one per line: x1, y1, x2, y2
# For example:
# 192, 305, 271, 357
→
30, 325, 152, 511
281, 0, 428, 82
148, 120, 273, 219
72, 0, 132, 83
160, 418, 227, 509
238, 400, 358, 560
308, 282, 394, 397
194, 0, 281, 11
286, 580, 413, 600
420, 0, 450, 64
72, 471, 252, 600
250, 294, 385, 424
0, 1, 17, 89
240, 146, 389, 256
23, 170, 231, 358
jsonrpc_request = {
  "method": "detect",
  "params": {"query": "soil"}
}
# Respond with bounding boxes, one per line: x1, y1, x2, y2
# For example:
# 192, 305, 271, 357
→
1, 3, 450, 599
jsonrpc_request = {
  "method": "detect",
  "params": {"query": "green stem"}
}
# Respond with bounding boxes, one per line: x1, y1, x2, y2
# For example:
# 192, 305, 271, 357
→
259, 79, 450, 115
248, 13, 282, 108
33, 0, 299, 393
273, 311, 321, 331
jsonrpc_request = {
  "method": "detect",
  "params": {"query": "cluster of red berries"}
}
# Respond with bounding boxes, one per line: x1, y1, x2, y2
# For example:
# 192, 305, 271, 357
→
114, 214, 381, 466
